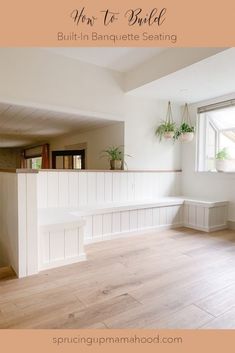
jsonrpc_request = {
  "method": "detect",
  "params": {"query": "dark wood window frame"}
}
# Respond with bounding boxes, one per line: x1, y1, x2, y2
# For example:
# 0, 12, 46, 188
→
52, 149, 85, 169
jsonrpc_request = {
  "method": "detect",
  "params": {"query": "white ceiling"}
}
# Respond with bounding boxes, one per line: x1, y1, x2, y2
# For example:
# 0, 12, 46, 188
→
0, 103, 118, 148
45, 47, 166, 73
129, 48, 235, 103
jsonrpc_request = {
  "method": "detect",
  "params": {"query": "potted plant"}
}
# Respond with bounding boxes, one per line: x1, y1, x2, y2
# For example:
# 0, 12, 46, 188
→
155, 121, 176, 141
174, 122, 195, 142
215, 148, 230, 172
174, 103, 195, 142
155, 101, 176, 141
101, 146, 125, 170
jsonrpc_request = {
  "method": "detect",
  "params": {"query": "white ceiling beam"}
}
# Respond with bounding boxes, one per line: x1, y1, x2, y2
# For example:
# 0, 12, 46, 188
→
125, 48, 228, 92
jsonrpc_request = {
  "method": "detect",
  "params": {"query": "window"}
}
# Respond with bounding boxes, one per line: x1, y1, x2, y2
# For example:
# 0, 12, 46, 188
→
52, 150, 85, 169
22, 144, 50, 169
197, 100, 235, 172
26, 157, 42, 169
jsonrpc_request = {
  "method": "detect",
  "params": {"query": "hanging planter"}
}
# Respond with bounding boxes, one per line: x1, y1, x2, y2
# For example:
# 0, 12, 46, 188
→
174, 103, 195, 143
155, 102, 176, 141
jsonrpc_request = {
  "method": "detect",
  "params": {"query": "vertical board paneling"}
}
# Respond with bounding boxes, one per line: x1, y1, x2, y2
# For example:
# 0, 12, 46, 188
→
96, 172, 105, 204
154, 174, 162, 198
17, 174, 27, 277
120, 173, 128, 202
143, 173, 152, 200
41, 231, 50, 265
166, 206, 173, 225
112, 212, 121, 233
153, 208, 160, 226
145, 208, 153, 227
104, 173, 113, 203
65, 228, 79, 258
58, 172, 69, 207
159, 207, 167, 225
130, 210, 138, 230
84, 216, 93, 241
47, 172, 59, 207
103, 213, 112, 236
127, 173, 135, 201
134, 173, 142, 200
87, 173, 97, 205
93, 214, 103, 238
188, 205, 196, 226
112, 173, 121, 202
37, 172, 48, 208
50, 230, 64, 261
184, 204, 189, 225
68, 172, 79, 207
26, 174, 38, 275
38, 171, 182, 209
138, 209, 146, 229
79, 172, 88, 206
121, 211, 130, 232
196, 206, 205, 228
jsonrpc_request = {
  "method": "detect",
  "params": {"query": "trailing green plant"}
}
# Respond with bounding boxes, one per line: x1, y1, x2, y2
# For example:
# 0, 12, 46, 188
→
155, 121, 176, 141
216, 148, 230, 160
174, 122, 195, 140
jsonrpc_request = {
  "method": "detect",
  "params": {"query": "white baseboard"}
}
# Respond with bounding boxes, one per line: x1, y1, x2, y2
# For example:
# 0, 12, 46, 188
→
39, 253, 87, 271
85, 220, 231, 245
228, 221, 235, 230
184, 223, 228, 233
84, 223, 183, 244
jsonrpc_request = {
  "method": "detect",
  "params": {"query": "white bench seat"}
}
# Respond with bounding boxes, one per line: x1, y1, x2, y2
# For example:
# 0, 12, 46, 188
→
37, 196, 228, 272
38, 197, 185, 247
38, 209, 86, 271
181, 197, 228, 232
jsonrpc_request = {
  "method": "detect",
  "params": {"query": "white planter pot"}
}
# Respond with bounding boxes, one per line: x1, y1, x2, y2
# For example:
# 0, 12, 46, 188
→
164, 131, 174, 139
110, 160, 122, 170
179, 132, 194, 143
216, 159, 230, 172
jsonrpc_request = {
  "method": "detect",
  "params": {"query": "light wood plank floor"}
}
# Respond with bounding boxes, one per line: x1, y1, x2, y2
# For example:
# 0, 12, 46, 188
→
1, 227, 235, 329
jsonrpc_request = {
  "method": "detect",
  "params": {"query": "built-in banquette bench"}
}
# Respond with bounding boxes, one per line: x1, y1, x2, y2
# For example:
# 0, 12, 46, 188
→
38, 197, 228, 271
0, 169, 229, 278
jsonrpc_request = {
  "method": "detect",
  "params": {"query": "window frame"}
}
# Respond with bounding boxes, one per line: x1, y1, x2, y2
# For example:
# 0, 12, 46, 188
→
196, 106, 235, 173
52, 149, 85, 169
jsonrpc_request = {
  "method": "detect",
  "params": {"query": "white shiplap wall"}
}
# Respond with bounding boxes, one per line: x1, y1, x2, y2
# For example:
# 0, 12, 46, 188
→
83, 204, 183, 243
0, 171, 38, 277
37, 171, 182, 209
0, 172, 19, 273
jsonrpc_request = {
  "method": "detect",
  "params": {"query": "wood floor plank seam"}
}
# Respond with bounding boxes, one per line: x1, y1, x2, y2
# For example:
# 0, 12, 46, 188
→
192, 303, 217, 318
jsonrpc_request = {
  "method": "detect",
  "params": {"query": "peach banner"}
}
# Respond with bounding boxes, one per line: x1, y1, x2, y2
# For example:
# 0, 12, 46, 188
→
0, 0, 234, 46
0, 329, 235, 352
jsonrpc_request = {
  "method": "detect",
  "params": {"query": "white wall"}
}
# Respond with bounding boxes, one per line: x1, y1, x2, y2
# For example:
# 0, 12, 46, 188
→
0, 171, 38, 277
49, 98, 182, 171
17, 172, 38, 277
0, 173, 18, 272
124, 96, 182, 170
182, 93, 235, 221
49, 122, 124, 170
0, 48, 182, 171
